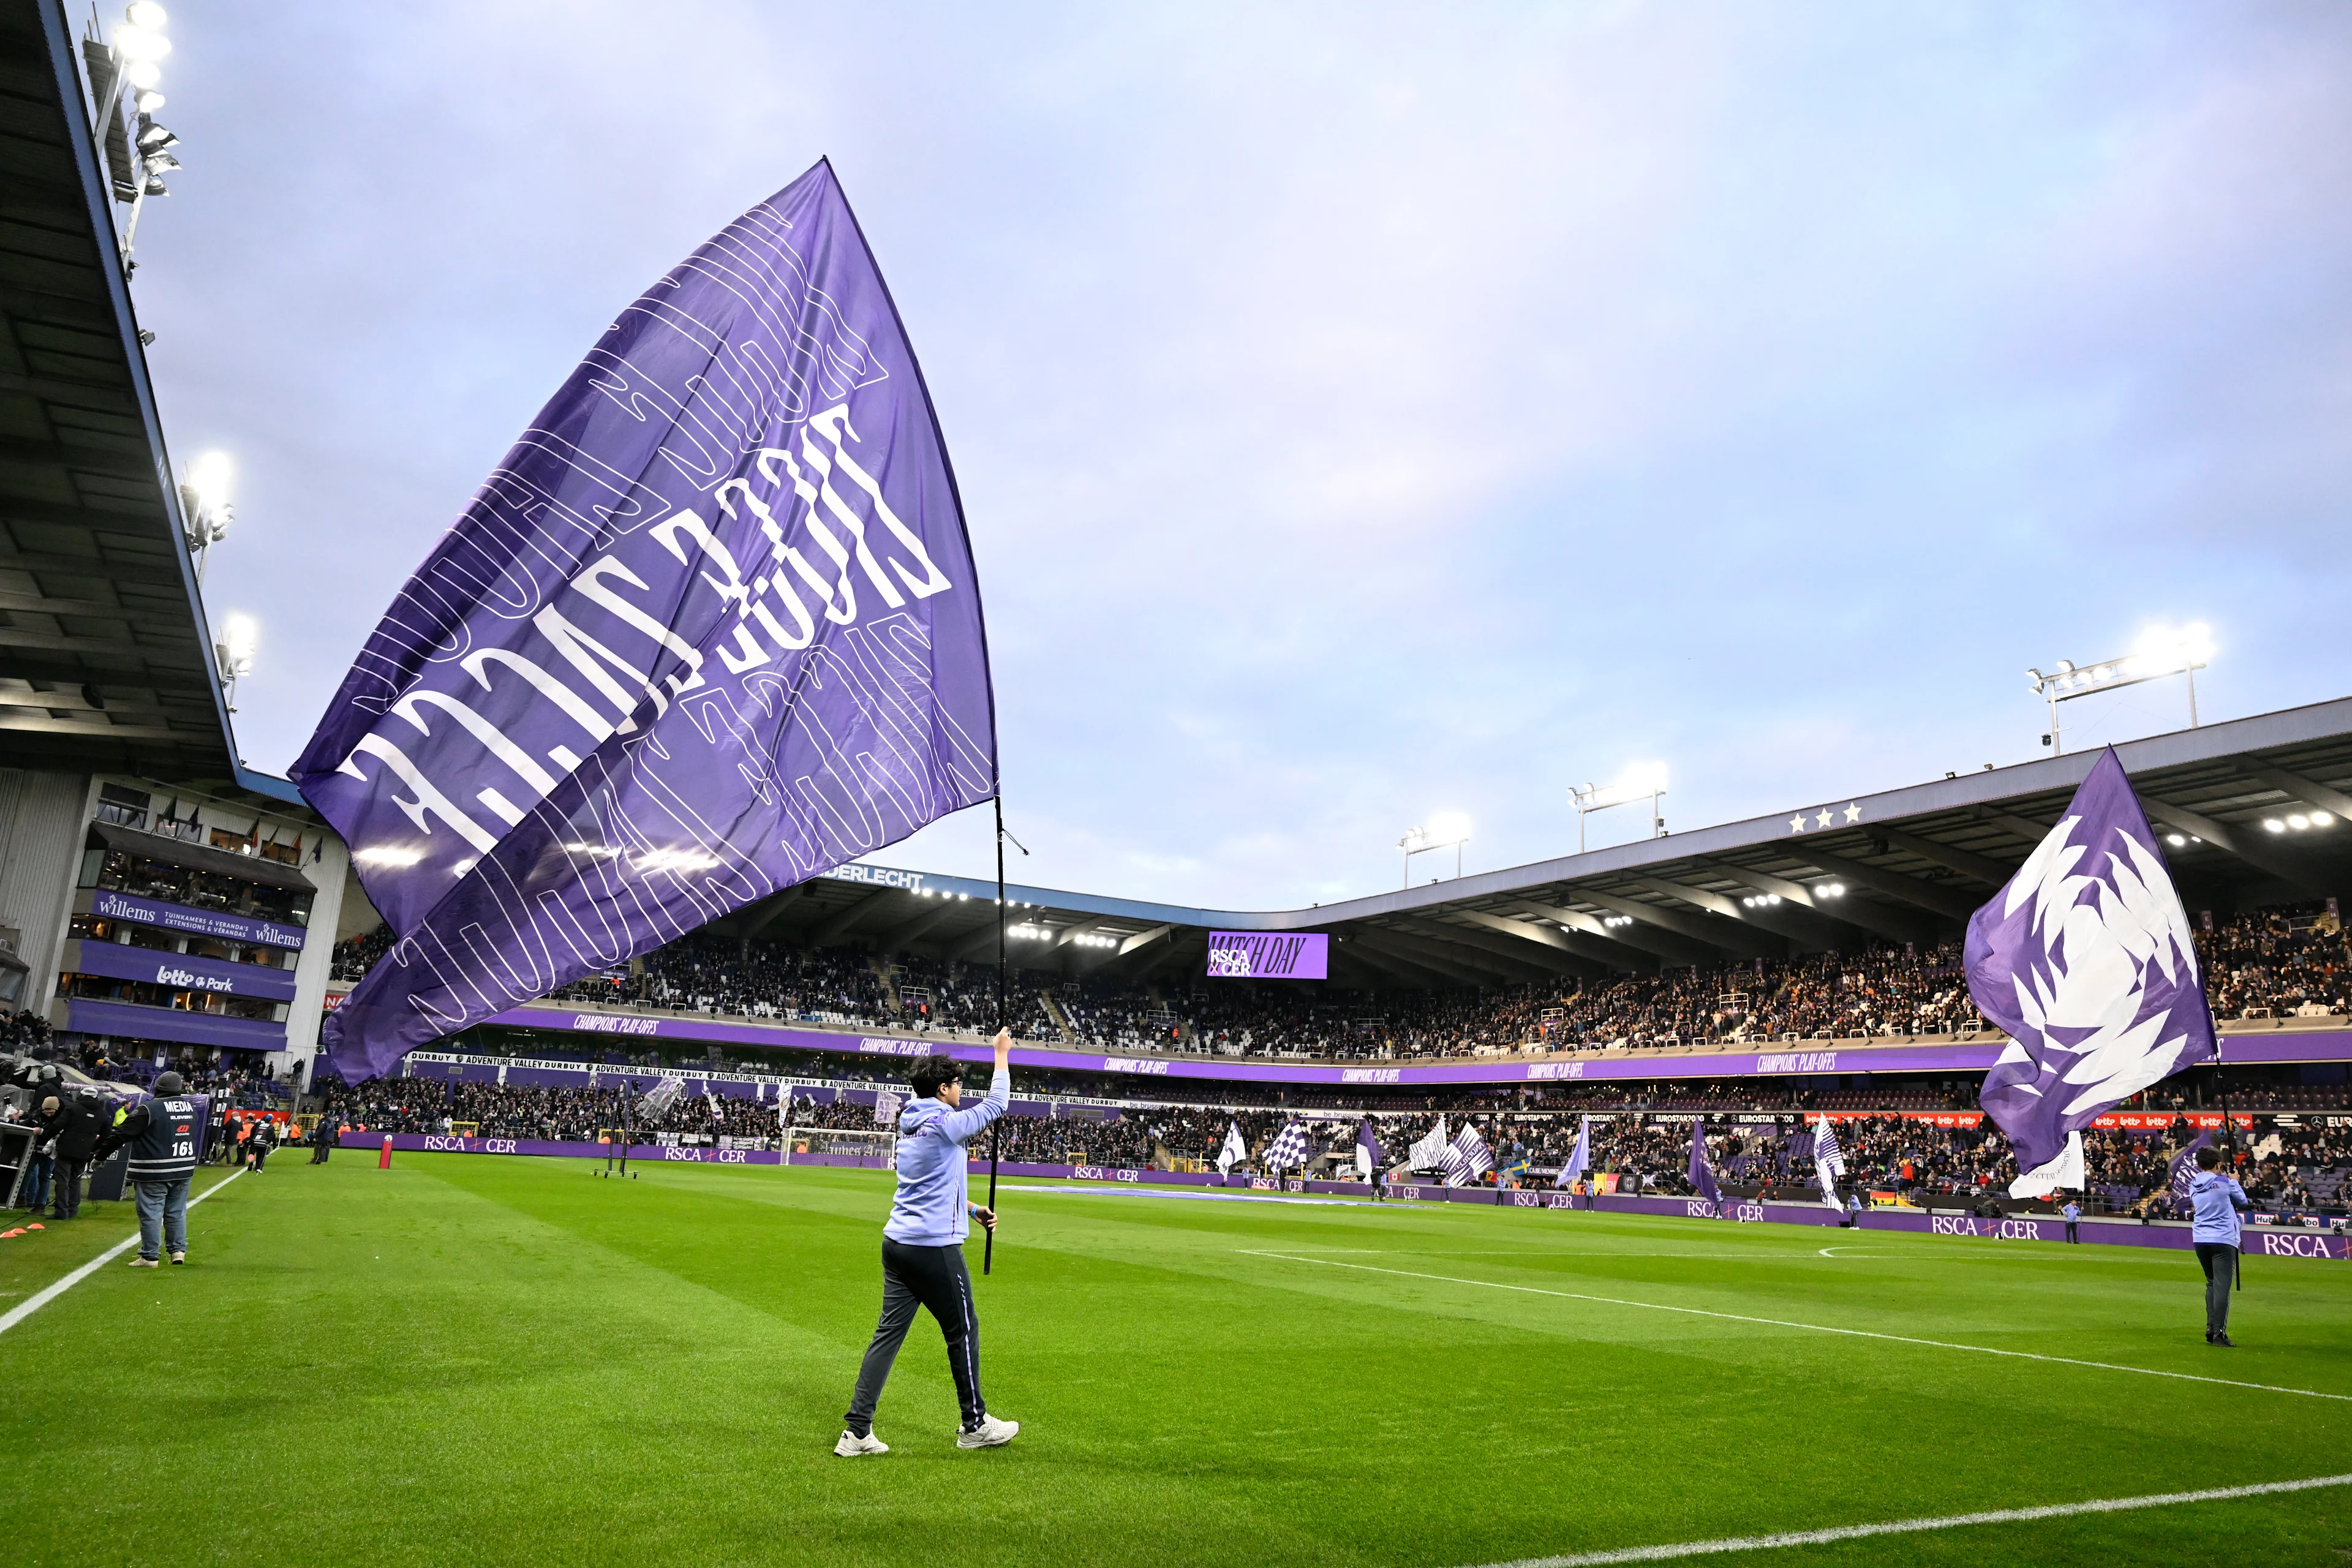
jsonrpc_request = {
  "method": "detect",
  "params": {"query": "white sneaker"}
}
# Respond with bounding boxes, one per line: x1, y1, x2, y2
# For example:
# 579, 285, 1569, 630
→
956, 1415, 1019, 1449
832, 1430, 889, 1457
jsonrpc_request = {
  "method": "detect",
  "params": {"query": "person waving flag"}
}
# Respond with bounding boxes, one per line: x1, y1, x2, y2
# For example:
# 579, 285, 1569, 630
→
1408, 1117, 1450, 1176
1555, 1115, 1591, 1191
1262, 1120, 1310, 1177
1813, 1117, 1845, 1214
1441, 1124, 1493, 1188
1216, 1121, 1247, 1180
1687, 1120, 1721, 1210
1966, 748, 2218, 1196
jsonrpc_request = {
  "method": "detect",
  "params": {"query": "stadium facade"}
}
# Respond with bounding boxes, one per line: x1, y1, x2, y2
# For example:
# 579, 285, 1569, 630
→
4, 0, 2346, 1104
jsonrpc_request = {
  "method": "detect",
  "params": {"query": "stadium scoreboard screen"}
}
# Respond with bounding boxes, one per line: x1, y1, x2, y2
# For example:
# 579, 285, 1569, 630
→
1205, 931, 1327, 979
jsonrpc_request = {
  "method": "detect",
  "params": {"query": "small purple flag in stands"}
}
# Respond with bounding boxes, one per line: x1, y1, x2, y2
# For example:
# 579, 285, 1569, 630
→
1355, 1119, 1382, 1180
1687, 1120, 1719, 1205
1966, 748, 2217, 1195
1263, 1120, 1310, 1174
1440, 1124, 1493, 1187
1555, 1115, 1591, 1189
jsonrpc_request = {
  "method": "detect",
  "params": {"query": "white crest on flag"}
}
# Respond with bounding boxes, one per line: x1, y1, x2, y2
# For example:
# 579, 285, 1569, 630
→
1217, 1120, 1248, 1172
2002, 815, 2203, 1118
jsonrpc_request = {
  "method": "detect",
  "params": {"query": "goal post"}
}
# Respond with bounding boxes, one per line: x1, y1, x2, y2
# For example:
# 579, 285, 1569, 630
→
783, 1127, 899, 1168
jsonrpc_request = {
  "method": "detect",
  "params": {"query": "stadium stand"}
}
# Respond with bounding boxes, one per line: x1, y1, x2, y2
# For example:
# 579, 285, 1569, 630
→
328, 900, 2350, 1062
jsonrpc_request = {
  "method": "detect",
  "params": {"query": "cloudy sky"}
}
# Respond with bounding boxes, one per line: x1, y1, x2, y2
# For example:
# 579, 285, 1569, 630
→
129, 1, 2352, 911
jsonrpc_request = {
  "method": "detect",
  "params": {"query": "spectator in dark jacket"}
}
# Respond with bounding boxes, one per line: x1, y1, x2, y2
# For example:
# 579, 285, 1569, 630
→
42, 1091, 103, 1219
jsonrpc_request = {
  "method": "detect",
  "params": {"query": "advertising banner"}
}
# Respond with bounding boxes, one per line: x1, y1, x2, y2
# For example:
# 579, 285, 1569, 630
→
66, 940, 298, 1002
1205, 931, 1327, 979
91, 889, 307, 951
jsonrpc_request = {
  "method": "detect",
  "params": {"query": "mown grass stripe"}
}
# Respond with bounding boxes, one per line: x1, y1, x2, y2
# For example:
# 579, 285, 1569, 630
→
1243, 1249, 2352, 1402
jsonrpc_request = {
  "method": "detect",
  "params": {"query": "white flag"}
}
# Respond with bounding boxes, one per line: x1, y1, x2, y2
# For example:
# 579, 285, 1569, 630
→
1813, 1117, 1846, 1213
874, 1090, 903, 1129
1217, 1121, 1247, 1172
1555, 1115, 1591, 1190
2010, 1129, 2086, 1199
1408, 1116, 1450, 1173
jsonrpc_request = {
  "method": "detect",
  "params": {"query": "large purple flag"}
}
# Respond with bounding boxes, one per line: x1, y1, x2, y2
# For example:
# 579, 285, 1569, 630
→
1686, 1120, 1719, 1205
295, 161, 995, 1081
1966, 748, 2215, 1189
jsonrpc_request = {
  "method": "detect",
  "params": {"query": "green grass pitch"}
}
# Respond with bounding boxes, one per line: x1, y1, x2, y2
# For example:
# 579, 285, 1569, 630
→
1, 1155, 2347, 1567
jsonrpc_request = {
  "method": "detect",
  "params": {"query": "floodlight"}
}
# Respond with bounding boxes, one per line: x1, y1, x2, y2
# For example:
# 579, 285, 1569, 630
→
124, 58, 160, 88
217, 612, 257, 677
135, 90, 165, 111
113, 23, 170, 59
2165, 833, 2187, 847
2264, 819, 2286, 834
126, 1, 169, 28
187, 449, 232, 507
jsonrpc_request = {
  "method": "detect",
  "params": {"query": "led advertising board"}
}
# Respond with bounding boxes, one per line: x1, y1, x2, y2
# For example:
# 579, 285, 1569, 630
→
1205, 931, 1328, 979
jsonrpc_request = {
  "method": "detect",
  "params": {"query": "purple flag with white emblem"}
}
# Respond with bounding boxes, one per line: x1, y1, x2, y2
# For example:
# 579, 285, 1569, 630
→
1966, 748, 2215, 1191
1686, 1120, 1719, 1205
295, 161, 995, 1081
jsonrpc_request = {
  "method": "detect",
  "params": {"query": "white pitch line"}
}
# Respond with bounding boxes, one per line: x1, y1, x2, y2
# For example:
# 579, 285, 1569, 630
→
1241, 1250, 2352, 1403
1449, 1473, 2352, 1567
0, 1167, 246, 1338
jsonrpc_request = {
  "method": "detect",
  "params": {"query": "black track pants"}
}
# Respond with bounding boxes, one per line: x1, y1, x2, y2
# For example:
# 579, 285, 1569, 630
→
844, 1238, 984, 1437
2195, 1243, 2236, 1335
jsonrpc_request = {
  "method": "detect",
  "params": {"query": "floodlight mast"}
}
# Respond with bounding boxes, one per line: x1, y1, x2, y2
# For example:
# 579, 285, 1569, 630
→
2027, 625, 2213, 756
1570, 764, 1668, 853
1398, 820, 1469, 888
85, 3, 186, 273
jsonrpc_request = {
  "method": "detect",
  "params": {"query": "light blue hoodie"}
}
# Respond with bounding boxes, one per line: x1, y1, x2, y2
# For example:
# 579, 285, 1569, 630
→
2190, 1169, 2248, 1247
882, 1068, 1009, 1246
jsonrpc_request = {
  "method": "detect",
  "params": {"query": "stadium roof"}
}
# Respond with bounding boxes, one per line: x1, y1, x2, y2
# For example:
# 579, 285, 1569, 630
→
0, 1, 296, 808
730, 695, 2352, 987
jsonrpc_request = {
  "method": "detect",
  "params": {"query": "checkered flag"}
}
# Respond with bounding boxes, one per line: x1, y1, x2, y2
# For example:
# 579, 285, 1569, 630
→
1440, 1124, 1493, 1187
1263, 1120, 1310, 1174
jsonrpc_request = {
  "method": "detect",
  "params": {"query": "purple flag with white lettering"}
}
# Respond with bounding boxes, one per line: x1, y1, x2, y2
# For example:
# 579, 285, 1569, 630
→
1686, 1120, 1719, 1205
2167, 1127, 2215, 1212
295, 160, 995, 1081
1966, 748, 2215, 1187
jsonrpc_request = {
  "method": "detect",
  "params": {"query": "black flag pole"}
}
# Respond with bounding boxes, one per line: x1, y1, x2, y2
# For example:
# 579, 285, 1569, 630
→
2214, 1035, 2243, 1291
985, 794, 1007, 1276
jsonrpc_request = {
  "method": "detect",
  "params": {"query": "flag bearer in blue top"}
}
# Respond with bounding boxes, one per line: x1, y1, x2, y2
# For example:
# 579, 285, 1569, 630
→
2189, 1145, 2250, 1347
837, 1030, 1019, 1455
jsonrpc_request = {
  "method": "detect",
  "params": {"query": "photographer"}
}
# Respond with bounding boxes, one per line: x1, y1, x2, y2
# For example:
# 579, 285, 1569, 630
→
837, 1030, 1018, 1457
91, 1072, 203, 1268
2189, 1145, 2250, 1347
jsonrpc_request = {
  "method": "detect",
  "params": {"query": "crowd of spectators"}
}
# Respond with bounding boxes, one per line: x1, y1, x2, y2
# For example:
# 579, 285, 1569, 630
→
321, 902, 2350, 1068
